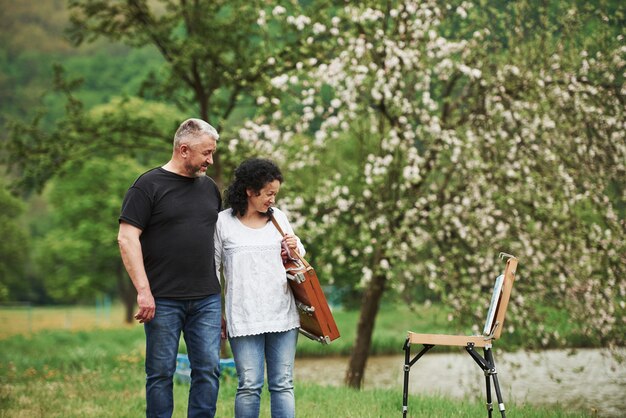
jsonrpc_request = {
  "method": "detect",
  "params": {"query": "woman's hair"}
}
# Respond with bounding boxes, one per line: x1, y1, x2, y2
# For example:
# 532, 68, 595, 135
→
226, 158, 283, 217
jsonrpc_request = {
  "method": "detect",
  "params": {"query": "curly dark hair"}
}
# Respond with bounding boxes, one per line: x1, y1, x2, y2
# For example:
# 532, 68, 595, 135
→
226, 158, 283, 217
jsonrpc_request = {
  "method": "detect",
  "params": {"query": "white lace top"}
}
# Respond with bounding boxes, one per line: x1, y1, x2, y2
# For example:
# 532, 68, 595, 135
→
214, 207, 304, 338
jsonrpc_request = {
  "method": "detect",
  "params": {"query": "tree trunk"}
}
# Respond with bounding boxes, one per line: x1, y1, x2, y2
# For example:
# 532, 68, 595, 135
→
213, 152, 223, 190
198, 97, 223, 189
117, 263, 137, 324
344, 273, 387, 388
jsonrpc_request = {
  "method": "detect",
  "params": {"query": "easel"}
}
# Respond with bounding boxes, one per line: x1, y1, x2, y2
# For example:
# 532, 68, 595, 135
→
402, 253, 518, 418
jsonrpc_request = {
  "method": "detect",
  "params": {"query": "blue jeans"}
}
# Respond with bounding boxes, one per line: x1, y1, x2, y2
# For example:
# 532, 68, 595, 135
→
144, 294, 222, 418
229, 328, 299, 418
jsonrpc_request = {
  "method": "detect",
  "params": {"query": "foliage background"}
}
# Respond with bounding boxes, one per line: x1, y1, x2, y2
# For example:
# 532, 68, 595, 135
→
0, 0, 624, 389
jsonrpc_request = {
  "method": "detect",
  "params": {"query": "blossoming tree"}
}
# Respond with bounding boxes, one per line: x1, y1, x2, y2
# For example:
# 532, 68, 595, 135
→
7, 0, 334, 188
238, 0, 625, 388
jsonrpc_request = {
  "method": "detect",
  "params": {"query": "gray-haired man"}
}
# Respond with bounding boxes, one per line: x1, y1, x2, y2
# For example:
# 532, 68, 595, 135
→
118, 118, 222, 417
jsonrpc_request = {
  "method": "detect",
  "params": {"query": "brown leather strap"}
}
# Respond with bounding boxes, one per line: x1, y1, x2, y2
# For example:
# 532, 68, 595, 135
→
269, 212, 286, 235
269, 209, 310, 268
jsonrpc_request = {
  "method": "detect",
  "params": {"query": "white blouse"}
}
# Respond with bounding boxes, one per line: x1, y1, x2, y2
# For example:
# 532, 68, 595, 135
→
214, 207, 305, 338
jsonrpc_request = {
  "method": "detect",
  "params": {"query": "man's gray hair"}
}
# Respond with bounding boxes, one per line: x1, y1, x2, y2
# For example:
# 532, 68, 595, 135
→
173, 118, 219, 148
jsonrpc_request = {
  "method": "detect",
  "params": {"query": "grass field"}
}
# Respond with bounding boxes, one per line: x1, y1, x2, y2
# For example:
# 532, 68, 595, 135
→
0, 327, 593, 417
0, 301, 592, 356
0, 303, 132, 339
0, 302, 460, 354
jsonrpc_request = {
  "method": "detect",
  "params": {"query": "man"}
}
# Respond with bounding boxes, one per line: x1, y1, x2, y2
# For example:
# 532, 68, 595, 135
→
118, 118, 222, 417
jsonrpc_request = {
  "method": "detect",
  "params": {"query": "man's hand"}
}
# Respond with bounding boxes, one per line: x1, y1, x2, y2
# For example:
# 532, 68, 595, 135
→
134, 290, 156, 323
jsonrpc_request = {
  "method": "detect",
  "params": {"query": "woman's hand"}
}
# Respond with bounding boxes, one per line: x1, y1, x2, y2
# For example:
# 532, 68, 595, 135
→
282, 234, 298, 250
281, 234, 299, 262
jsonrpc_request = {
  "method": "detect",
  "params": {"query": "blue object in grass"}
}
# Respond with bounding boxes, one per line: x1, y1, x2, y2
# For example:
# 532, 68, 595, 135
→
174, 353, 236, 384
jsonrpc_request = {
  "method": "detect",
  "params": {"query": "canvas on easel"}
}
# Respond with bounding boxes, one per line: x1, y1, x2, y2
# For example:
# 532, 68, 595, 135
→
483, 274, 504, 336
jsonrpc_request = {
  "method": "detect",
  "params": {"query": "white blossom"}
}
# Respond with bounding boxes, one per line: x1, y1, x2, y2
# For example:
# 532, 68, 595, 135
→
272, 6, 286, 16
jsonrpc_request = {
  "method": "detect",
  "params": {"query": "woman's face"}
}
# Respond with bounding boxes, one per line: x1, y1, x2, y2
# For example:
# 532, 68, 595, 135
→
247, 179, 280, 214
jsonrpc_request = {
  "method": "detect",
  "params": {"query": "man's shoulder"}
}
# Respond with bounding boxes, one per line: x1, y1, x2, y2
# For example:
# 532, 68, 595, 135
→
199, 174, 219, 189
196, 176, 221, 204
131, 167, 163, 187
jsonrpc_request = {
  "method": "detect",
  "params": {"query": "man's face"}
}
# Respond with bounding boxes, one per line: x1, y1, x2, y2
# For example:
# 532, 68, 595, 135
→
182, 134, 217, 177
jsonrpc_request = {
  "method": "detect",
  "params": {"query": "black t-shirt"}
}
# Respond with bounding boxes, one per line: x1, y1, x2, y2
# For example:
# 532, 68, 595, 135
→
119, 167, 222, 299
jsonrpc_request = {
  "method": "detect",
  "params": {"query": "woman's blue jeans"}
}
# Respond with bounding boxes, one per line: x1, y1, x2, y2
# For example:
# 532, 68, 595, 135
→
229, 328, 299, 418
144, 294, 222, 418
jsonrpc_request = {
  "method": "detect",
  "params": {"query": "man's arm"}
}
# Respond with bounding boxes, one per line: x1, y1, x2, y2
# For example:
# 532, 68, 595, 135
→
117, 222, 155, 323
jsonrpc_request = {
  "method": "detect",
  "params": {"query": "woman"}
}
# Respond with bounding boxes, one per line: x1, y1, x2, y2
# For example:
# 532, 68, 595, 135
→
215, 158, 304, 418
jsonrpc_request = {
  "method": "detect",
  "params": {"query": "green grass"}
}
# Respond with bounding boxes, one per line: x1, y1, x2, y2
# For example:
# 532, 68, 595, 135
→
0, 303, 130, 339
296, 303, 464, 357
0, 301, 602, 358
0, 302, 461, 356
295, 301, 605, 355
0, 328, 594, 417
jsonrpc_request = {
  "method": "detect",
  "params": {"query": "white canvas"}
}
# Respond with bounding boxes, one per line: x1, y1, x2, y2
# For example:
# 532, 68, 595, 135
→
483, 274, 504, 335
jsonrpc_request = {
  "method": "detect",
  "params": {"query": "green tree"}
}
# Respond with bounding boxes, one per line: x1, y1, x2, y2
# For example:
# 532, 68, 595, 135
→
29, 96, 184, 319
63, 0, 337, 185
4, 66, 179, 192
0, 182, 29, 301
0, 0, 161, 137
34, 155, 147, 321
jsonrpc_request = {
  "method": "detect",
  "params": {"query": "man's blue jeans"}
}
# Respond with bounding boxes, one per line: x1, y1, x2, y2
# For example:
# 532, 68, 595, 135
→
144, 294, 222, 418
229, 328, 299, 418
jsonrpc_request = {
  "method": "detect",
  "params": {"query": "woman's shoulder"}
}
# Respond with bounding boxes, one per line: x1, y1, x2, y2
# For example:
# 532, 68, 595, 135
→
270, 207, 294, 228
217, 208, 235, 222
270, 206, 288, 219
